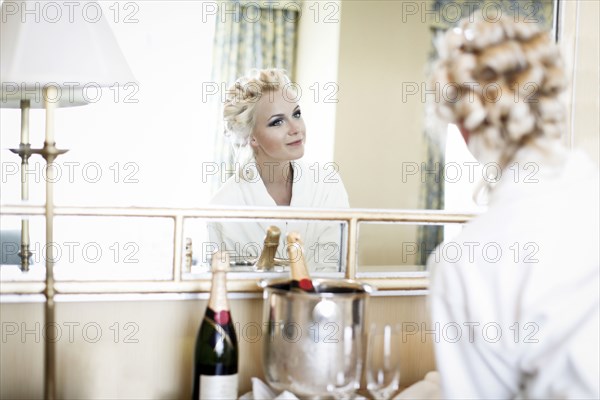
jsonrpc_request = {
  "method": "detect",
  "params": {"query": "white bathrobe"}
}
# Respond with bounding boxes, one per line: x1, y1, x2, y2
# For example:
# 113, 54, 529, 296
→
428, 146, 599, 399
208, 160, 350, 272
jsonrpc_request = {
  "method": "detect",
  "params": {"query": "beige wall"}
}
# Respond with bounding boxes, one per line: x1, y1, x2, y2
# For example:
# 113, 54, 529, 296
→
567, 0, 600, 163
333, 0, 430, 210
333, 1, 432, 266
0, 295, 435, 399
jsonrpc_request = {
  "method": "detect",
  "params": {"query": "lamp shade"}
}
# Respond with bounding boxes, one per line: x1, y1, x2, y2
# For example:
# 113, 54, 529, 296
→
0, 0, 135, 108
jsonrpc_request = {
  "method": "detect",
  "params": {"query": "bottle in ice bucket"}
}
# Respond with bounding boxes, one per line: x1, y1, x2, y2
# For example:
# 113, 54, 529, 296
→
254, 225, 281, 271
287, 231, 316, 293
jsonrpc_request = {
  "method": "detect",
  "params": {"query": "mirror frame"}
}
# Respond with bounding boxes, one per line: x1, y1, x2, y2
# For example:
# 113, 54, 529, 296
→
1, 205, 477, 295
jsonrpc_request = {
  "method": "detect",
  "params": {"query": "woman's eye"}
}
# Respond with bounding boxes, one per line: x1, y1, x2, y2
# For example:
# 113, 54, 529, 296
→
269, 119, 284, 127
293, 111, 302, 118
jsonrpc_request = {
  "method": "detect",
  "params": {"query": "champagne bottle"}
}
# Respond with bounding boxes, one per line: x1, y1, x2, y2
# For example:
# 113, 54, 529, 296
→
254, 226, 281, 271
192, 251, 238, 399
287, 232, 316, 293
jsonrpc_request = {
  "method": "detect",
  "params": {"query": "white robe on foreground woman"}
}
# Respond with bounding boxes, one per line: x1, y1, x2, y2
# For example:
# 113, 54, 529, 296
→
208, 160, 350, 272
428, 146, 599, 399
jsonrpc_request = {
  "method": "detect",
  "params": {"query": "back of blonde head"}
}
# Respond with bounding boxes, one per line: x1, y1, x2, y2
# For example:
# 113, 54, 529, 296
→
432, 16, 567, 167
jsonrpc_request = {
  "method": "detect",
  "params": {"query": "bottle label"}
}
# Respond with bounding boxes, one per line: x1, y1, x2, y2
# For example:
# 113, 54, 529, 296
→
199, 374, 238, 399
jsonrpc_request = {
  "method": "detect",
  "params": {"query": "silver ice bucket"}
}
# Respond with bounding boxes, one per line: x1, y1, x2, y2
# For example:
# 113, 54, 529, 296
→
259, 278, 373, 397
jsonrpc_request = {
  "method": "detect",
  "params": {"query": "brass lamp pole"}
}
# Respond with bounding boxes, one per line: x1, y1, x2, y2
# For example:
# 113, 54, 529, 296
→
38, 86, 68, 398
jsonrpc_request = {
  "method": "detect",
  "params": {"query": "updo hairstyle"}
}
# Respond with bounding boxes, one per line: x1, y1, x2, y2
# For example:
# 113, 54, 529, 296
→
222, 68, 293, 145
432, 16, 568, 167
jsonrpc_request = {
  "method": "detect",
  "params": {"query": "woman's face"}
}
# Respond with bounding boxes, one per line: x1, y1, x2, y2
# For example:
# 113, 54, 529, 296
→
250, 87, 305, 162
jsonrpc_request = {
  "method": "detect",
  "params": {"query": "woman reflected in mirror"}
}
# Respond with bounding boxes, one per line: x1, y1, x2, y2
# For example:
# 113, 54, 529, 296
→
208, 69, 349, 272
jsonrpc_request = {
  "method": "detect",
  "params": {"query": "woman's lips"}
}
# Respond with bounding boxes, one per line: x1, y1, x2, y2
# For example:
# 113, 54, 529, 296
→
286, 139, 303, 146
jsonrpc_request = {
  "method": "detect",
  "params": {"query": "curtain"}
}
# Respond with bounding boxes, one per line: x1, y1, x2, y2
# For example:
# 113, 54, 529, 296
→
209, 0, 300, 192
417, 0, 556, 265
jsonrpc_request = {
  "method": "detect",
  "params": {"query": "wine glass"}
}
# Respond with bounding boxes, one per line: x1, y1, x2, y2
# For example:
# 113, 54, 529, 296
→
366, 323, 401, 399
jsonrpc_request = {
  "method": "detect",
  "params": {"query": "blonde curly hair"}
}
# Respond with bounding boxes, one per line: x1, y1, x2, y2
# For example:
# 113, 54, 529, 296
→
431, 16, 567, 168
223, 68, 294, 146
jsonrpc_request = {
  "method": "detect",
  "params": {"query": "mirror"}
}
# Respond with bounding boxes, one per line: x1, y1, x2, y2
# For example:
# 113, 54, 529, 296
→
0, 0, 559, 275
185, 218, 347, 275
